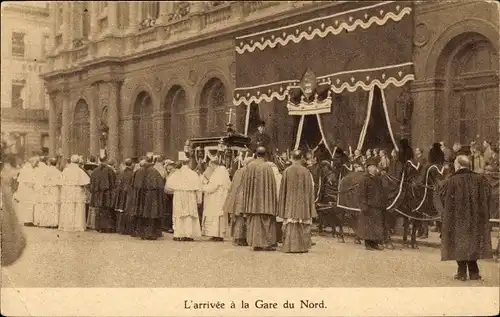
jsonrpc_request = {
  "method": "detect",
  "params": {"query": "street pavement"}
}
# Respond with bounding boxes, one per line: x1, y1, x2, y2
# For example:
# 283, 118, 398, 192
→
2, 226, 499, 288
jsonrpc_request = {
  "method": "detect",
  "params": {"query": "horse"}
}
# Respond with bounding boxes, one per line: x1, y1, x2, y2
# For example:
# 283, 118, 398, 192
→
393, 162, 446, 248
335, 161, 419, 249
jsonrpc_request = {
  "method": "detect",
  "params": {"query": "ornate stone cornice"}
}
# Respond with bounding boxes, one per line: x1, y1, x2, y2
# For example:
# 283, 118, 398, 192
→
2, 3, 49, 18
411, 78, 446, 92
42, 1, 338, 78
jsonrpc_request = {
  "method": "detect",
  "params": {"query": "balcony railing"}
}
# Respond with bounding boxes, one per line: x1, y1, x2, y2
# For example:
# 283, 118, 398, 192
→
70, 44, 89, 64
1, 107, 49, 121
204, 2, 232, 27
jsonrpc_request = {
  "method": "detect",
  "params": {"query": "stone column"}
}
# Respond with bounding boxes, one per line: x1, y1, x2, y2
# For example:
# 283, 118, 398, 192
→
126, 1, 139, 34
107, 81, 121, 162
411, 79, 440, 148
89, 1, 99, 40
107, 2, 118, 36
121, 115, 135, 158
190, 1, 207, 32
49, 3, 57, 52
89, 84, 100, 156
61, 89, 71, 158
62, 2, 71, 49
48, 94, 57, 157
153, 111, 166, 154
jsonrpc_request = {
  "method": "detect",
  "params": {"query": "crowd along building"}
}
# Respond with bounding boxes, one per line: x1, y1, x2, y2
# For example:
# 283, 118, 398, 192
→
41, 1, 499, 162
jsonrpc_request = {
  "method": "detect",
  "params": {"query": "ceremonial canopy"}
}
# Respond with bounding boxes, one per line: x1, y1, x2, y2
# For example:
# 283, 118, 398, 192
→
233, 1, 414, 155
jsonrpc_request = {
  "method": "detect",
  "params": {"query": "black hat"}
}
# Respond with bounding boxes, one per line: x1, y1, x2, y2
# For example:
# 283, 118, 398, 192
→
365, 157, 378, 167
257, 120, 266, 127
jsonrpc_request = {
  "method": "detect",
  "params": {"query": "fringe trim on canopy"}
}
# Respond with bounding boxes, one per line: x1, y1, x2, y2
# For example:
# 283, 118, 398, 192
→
236, 2, 411, 54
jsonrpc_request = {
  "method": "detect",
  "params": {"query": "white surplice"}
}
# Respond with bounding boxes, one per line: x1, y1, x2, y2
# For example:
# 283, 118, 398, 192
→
268, 163, 283, 223
34, 164, 62, 227
202, 165, 231, 238
166, 165, 202, 239
59, 163, 90, 232
14, 163, 37, 224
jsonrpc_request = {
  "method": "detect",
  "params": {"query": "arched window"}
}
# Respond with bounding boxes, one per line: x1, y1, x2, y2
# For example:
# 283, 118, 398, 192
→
164, 85, 187, 155
133, 91, 154, 157
200, 78, 227, 136
71, 99, 90, 157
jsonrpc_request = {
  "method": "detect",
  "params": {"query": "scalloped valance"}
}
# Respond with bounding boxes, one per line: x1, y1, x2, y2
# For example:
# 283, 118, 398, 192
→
236, 1, 411, 54
233, 1, 414, 107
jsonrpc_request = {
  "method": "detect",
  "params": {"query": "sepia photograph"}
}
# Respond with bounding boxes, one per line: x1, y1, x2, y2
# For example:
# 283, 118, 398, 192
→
1, 0, 499, 316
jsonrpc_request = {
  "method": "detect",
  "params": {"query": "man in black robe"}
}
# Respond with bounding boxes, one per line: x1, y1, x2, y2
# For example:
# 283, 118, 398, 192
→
114, 158, 134, 234
251, 121, 272, 158
357, 157, 387, 250
127, 156, 165, 240
439, 154, 493, 281
89, 156, 117, 233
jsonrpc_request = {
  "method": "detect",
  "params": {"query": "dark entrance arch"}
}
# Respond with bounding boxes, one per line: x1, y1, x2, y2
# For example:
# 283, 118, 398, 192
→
164, 85, 187, 156
133, 91, 154, 157
71, 99, 90, 157
200, 77, 227, 136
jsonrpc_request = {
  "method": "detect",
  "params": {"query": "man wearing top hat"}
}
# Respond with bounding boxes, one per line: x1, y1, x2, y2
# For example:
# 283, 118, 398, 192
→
251, 120, 272, 157
357, 157, 387, 251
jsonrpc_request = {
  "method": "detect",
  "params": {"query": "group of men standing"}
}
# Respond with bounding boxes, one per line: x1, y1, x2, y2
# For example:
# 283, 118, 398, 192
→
223, 146, 317, 253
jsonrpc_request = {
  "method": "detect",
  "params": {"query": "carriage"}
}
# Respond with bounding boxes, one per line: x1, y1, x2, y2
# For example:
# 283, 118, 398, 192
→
183, 122, 252, 177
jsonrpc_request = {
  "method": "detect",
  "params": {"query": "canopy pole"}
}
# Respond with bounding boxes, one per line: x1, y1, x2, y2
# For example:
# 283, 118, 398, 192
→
315, 113, 334, 158
294, 115, 305, 150
244, 103, 251, 136
380, 87, 399, 151
356, 86, 375, 151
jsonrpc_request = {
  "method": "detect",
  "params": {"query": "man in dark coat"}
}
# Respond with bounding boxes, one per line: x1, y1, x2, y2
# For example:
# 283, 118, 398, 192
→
439, 154, 493, 281
278, 150, 317, 253
242, 146, 278, 251
127, 156, 165, 240
89, 156, 117, 233
251, 121, 272, 158
114, 158, 134, 234
357, 157, 387, 250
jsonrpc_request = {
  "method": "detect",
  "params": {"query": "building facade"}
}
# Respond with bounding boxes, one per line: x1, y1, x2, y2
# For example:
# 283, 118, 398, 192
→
1, 2, 51, 161
41, 1, 499, 162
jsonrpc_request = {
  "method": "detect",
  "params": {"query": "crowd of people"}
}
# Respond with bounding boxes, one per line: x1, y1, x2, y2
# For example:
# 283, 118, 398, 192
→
1, 132, 498, 279
2, 146, 318, 253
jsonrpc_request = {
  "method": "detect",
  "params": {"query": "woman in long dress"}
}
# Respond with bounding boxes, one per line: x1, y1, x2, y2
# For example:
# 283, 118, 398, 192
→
59, 155, 90, 232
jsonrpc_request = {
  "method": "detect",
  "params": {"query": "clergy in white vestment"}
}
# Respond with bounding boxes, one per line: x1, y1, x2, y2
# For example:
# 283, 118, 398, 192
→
35, 158, 62, 228
201, 160, 231, 241
165, 159, 202, 241
267, 161, 283, 244
59, 155, 90, 232
14, 156, 39, 226
33, 158, 49, 226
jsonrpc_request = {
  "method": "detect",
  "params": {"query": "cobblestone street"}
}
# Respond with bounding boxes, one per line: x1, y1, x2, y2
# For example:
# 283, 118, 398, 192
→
2, 227, 498, 288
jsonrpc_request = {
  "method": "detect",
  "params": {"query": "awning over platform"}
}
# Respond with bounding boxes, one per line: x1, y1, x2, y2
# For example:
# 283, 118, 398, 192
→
233, 1, 414, 106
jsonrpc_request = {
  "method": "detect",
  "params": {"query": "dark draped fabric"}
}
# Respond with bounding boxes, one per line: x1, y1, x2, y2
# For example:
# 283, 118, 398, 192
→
114, 167, 134, 211
126, 165, 165, 219
89, 164, 116, 208
234, 1, 413, 153
439, 169, 493, 261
